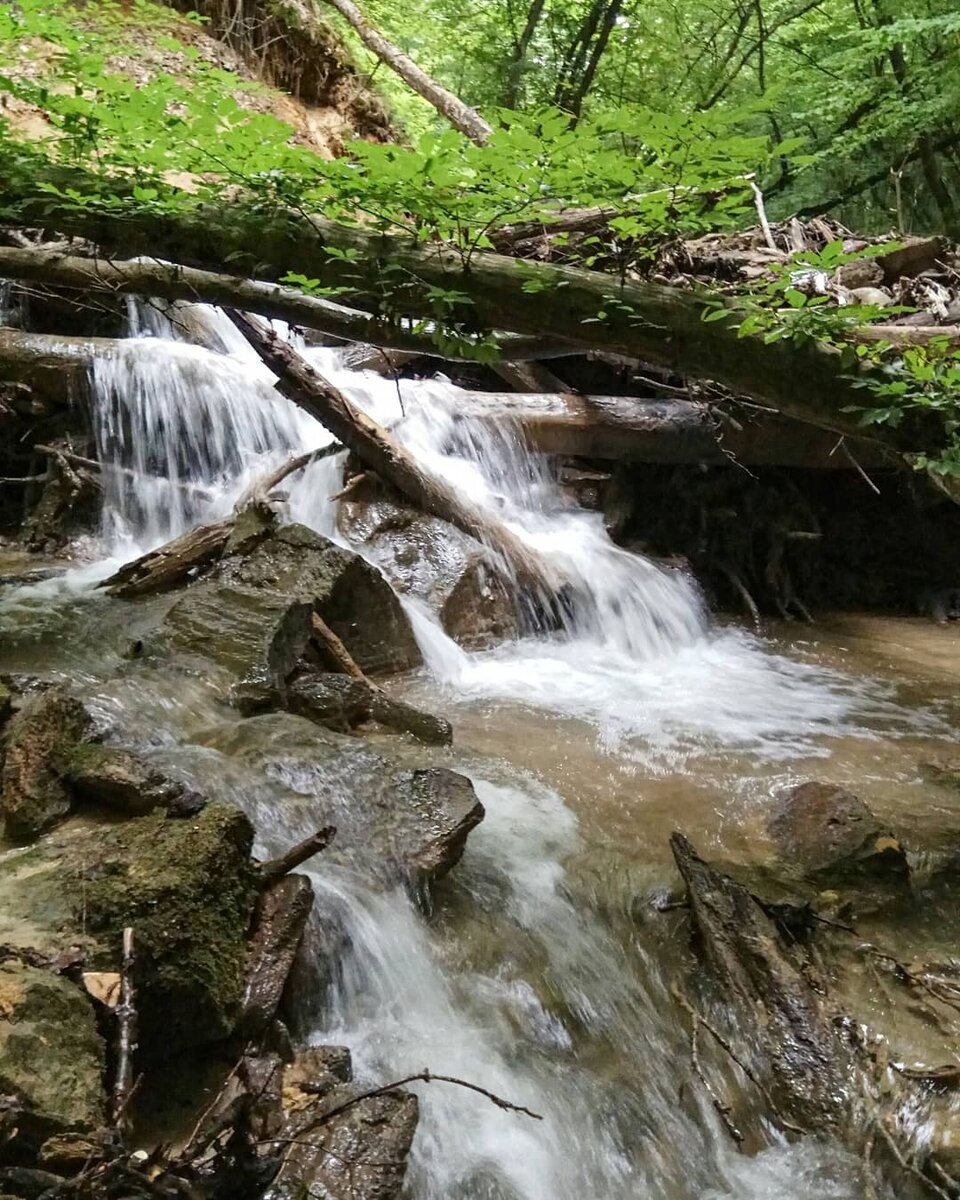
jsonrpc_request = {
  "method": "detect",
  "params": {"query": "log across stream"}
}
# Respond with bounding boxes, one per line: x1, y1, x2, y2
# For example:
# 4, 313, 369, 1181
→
1, 308, 959, 1199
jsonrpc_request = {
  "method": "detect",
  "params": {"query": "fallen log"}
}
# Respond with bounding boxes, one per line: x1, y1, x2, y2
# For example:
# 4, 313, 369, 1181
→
3, 166, 948, 453
0, 249, 560, 362
228, 312, 559, 594
0, 330, 893, 470
455, 393, 892, 469
101, 518, 234, 597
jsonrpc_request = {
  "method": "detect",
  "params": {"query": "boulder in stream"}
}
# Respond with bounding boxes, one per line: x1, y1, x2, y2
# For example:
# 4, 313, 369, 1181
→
60, 743, 206, 817
80, 803, 258, 1054
159, 524, 421, 685
0, 687, 95, 843
339, 485, 518, 647
0, 960, 105, 1156
769, 781, 909, 887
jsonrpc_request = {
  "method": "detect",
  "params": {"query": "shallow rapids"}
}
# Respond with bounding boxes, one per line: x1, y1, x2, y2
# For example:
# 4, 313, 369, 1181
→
2, 301, 959, 1198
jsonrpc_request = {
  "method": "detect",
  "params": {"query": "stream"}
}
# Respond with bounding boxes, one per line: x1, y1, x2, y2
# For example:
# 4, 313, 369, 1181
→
2, 302, 960, 1199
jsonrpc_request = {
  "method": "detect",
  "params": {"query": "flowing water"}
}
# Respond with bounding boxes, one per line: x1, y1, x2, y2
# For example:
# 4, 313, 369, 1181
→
3, 301, 960, 1198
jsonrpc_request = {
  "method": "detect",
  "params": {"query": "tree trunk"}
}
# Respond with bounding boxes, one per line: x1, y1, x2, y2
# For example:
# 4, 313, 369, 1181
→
503, 0, 547, 108
319, 0, 492, 144
228, 312, 559, 593
0, 247, 559, 363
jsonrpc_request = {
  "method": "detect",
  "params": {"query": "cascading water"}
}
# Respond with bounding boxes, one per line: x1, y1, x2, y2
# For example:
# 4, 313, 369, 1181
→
6, 298, 947, 1199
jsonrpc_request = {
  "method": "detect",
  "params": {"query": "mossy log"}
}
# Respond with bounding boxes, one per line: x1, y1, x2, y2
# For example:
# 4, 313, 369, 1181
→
0, 167, 948, 452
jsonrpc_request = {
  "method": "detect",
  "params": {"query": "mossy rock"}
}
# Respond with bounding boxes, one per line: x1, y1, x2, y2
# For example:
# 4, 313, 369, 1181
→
0, 687, 95, 843
0, 962, 105, 1154
81, 803, 257, 1055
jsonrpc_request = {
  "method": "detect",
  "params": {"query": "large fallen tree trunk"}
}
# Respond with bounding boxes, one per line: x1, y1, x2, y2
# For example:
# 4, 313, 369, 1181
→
459, 393, 891, 469
0, 330, 895, 470
228, 312, 558, 593
0, 248, 565, 362
0, 166, 945, 454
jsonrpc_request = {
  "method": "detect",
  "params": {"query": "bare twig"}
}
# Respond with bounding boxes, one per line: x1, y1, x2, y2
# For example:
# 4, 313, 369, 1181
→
258, 826, 337, 888
112, 927, 137, 1134
266, 1069, 541, 1150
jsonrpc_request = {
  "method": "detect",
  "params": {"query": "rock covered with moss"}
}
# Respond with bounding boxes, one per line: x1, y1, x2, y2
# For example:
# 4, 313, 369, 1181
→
81, 803, 258, 1055
0, 961, 105, 1154
0, 687, 94, 842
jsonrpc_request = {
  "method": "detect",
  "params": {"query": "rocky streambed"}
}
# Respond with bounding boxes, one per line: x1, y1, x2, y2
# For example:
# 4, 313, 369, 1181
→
1, 345, 960, 1198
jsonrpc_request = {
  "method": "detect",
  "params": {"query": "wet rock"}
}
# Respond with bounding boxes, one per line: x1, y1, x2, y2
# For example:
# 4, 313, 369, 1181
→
339, 488, 517, 647
385, 768, 484, 882
81, 803, 257, 1054
288, 673, 452, 745
768, 781, 909, 886
0, 688, 95, 843
59, 743, 205, 817
160, 524, 420, 685
273, 1045, 418, 1200
0, 961, 105, 1155
240, 873, 314, 1038
210, 715, 483, 886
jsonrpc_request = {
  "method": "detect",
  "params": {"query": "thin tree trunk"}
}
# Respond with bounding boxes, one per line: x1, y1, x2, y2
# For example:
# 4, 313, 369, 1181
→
503, 0, 547, 108
566, 0, 623, 119
228, 312, 558, 593
319, 0, 492, 144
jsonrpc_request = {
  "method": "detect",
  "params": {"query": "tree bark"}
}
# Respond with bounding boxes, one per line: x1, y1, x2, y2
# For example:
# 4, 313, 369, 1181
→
319, 0, 492, 144
503, 0, 547, 108
228, 312, 559, 593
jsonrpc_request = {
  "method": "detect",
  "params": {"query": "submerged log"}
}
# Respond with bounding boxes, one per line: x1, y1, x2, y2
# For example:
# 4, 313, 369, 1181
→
670, 832, 850, 1136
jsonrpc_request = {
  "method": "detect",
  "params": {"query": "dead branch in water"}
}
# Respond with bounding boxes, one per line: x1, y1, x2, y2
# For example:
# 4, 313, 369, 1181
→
228, 311, 559, 597
258, 825, 337, 887
264, 1068, 542, 1153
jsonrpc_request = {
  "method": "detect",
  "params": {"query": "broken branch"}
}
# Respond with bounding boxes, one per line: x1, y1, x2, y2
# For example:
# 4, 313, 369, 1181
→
258, 826, 337, 887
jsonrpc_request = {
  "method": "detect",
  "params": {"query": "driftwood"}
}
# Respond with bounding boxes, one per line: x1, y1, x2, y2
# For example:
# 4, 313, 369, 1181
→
228, 312, 559, 594
100, 518, 234, 597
